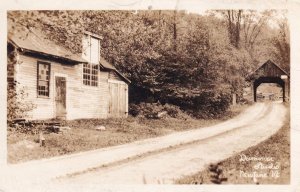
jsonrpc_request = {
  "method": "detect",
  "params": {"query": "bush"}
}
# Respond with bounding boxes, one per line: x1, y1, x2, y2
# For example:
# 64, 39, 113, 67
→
239, 97, 254, 105
129, 88, 233, 119
7, 45, 36, 129
129, 102, 163, 119
162, 103, 190, 119
9, 124, 43, 135
7, 86, 36, 125
187, 87, 232, 119
129, 102, 190, 119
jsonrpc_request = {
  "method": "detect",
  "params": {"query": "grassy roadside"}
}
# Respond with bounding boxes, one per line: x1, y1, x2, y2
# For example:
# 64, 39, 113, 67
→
7, 104, 248, 164
176, 105, 290, 184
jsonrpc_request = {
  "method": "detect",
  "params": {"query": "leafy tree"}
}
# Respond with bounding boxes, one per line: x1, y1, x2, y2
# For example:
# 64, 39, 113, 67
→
7, 43, 36, 123
271, 18, 290, 73
242, 10, 275, 55
225, 10, 243, 48
7, 10, 290, 118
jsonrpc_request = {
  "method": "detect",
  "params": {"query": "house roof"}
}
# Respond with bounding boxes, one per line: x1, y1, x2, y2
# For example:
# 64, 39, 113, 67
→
100, 58, 131, 83
8, 27, 87, 63
8, 26, 130, 83
100, 58, 117, 70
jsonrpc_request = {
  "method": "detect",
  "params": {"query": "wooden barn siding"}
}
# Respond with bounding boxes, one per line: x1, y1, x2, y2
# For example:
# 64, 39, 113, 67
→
17, 55, 113, 120
260, 62, 286, 77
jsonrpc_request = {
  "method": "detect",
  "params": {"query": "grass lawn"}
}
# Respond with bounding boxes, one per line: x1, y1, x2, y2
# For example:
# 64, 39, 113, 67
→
176, 105, 290, 184
7, 104, 248, 164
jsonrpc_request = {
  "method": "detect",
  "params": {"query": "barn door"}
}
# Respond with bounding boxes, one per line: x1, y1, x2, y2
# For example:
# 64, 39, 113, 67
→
55, 76, 66, 119
119, 84, 127, 116
109, 82, 119, 117
109, 81, 128, 117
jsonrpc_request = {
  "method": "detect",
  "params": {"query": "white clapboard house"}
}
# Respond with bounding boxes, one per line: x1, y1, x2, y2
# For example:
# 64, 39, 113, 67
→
7, 28, 130, 120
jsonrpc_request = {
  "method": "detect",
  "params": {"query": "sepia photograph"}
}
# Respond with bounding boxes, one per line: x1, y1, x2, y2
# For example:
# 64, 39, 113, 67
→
0, 0, 299, 191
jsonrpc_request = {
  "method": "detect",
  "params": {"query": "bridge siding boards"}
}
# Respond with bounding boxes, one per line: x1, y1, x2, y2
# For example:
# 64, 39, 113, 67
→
254, 60, 288, 78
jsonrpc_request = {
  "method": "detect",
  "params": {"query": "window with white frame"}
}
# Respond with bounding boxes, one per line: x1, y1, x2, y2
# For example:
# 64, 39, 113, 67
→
83, 63, 99, 86
82, 33, 100, 86
37, 61, 50, 96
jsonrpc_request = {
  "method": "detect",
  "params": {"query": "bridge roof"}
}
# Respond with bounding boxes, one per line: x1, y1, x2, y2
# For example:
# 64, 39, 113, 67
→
250, 60, 289, 79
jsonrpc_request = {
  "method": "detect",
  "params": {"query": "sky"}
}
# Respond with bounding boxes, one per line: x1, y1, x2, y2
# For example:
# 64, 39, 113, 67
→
108, 0, 287, 29
108, 0, 288, 14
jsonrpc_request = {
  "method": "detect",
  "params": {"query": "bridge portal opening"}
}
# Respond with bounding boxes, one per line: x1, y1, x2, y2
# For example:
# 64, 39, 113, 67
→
255, 82, 283, 102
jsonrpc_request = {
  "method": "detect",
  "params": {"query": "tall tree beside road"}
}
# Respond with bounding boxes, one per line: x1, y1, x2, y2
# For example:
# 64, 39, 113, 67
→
272, 18, 290, 73
226, 10, 242, 48
242, 10, 276, 56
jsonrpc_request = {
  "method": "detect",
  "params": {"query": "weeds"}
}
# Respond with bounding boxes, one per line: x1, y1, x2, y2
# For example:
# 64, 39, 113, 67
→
8, 104, 248, 164
208, 163, 227, 184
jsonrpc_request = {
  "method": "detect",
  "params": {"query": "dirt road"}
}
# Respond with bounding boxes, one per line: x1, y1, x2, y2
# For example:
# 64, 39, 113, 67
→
0, 103, 287, 191
58, 102, 287, 184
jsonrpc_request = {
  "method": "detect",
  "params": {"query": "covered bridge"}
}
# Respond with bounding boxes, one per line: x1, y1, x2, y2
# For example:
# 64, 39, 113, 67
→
248, 60, 289, 102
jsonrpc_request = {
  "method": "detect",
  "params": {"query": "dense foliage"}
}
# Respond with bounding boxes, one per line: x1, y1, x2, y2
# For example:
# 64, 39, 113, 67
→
7, 10, 289, 118
7, 45, 36, 123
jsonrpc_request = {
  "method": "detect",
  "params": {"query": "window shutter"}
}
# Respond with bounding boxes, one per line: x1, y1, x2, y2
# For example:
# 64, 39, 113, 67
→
90, 37, 100, 64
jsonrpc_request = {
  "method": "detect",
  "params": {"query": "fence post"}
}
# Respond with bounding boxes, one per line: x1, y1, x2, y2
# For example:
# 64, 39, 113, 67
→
232, 93, 237, 106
